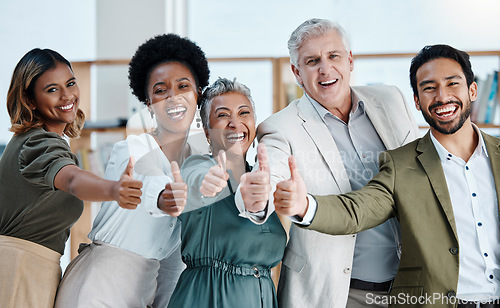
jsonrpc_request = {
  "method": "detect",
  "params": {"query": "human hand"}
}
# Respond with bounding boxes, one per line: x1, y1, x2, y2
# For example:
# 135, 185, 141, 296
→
240, 143, 270, 212
115, 157, 143, 209
274, 155, 309, 218
200, 150, 229, 197
158, 161, 188, 217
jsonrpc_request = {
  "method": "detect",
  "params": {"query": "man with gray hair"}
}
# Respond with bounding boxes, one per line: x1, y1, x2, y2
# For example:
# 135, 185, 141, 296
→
240, 18, 419, 307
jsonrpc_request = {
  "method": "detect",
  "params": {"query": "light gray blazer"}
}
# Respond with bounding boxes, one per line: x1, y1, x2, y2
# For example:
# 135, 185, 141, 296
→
256, 85, 419, 307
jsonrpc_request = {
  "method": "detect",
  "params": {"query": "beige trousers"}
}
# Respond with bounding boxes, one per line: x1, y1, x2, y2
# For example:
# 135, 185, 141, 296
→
55, 241, 160, 308
0, 235, 61, 308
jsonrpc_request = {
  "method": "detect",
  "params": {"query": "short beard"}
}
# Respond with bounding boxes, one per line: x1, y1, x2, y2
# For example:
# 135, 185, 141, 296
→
421, 99, 471, 135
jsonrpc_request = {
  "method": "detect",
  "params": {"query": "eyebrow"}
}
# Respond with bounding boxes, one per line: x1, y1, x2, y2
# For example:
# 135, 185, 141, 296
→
418, 75, 462, 87
152, 77, 191, 89
42, 77, 76, 91
215, 106, 230, 112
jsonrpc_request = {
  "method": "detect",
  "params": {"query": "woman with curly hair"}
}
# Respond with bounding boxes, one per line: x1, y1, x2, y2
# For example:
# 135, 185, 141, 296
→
54, 34, 210, 308
0, 48, 143, 308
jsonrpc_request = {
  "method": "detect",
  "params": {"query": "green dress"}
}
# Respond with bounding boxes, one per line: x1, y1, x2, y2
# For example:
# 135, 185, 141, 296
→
169, 155, 286, 307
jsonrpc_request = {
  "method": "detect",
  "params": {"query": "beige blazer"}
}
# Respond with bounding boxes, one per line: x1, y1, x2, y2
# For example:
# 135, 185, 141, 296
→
309, 131, 500, 307
257, 85, 419, 307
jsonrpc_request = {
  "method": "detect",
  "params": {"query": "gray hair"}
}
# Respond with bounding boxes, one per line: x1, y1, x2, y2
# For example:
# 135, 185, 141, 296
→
200, 77, 256, 132
288, 18, 351, 67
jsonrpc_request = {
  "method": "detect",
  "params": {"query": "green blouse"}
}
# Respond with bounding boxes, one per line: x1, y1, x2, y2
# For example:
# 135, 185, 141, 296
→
0, 128, 83, 254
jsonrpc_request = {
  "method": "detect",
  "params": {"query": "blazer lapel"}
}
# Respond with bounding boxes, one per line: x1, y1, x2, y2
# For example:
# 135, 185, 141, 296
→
354, 88, 399, 149
416, 132, 459, 240
296, 96, 352, 193
482, 132, 500, 217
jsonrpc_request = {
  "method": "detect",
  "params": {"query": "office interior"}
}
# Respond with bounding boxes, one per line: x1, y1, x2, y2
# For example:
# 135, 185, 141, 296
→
1, 0, 500, 268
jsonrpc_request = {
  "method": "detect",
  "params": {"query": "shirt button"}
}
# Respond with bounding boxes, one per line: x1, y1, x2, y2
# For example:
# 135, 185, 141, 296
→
159, 248, 162, 252
447, 291, 456, 298
465, 166, 469, 170
478, 222, 483, 226
448, 154, 452, 158
490, 275, 494, 279
449, 247, 458, 255
472, 193, 477, 197
170, 223, 174, 227
343, 267, 351, 274
485, 253, 489, 257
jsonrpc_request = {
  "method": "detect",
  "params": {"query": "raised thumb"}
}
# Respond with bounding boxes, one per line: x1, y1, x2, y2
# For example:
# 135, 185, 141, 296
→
171, 161, 184, 183
124, 156, 135, 177
288, 155, 300, 180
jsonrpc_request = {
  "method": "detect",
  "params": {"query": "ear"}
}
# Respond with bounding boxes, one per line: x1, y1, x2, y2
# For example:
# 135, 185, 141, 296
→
291, 64, 303, 86
348, 50, 354, 72
27, 100, 36, 111
469, 81, 478, 101
414, 94, 421, 111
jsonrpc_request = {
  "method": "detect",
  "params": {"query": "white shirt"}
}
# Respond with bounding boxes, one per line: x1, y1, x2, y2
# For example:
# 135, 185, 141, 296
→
430, 126, 500, 301
89, 133, 182, 260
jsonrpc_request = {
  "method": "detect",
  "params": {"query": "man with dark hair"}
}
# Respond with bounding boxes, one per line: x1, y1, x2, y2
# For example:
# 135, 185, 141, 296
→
274, 44, 500, 307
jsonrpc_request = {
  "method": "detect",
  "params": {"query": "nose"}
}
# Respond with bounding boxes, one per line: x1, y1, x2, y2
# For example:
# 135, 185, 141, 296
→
318, 59, 331, 75
228, 116, 243, 129
435, 86, 450, 103
60, 88, 73, 101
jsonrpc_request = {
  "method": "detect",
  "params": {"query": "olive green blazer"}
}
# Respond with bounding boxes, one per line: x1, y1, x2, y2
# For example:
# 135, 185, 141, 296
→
308, 131, 500, 307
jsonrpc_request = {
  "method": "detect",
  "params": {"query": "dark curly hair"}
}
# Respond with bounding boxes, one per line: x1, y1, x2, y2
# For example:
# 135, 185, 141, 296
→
128, 33, 210, 106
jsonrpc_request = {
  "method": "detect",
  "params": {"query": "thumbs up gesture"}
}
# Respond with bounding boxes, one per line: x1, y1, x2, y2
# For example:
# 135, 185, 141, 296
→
115, 156, 143, 209
200, 150, 230, 197
158, 161, 188, 217
274, 155, 309, 218
240, 143, 271, 212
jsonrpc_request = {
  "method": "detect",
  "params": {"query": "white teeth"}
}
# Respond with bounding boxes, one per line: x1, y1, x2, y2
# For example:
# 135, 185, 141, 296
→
58, 103, 74, 110
435, 105, 456, 116
166, 106, 187, 114
319, 79, 338, 86
226, 133, 245, 142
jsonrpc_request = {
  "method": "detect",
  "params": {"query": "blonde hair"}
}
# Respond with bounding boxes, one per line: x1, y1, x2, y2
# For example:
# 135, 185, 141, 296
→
7, 48, 85, 137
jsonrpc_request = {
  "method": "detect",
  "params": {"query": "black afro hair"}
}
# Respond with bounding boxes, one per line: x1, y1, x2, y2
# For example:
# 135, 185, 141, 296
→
128, 33, 210, 105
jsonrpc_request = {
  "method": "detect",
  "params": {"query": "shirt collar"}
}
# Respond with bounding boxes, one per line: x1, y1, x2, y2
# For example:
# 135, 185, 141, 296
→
429, 123, 488, 164
305, 90, 365, 123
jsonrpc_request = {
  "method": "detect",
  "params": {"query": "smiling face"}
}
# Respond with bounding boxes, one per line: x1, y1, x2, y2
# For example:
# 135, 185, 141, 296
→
147, 61, 199, 137
31, 61, 79, 135
414, 57, 477, 135
291, 29, 353, 110
208, 92, 256, 158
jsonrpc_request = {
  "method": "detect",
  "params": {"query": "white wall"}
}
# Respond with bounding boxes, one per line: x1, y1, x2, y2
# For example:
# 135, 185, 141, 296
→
187, 0, 500, 126
2, 0, 500, 141
94, 0, 167, 122
188, 0, 500, 56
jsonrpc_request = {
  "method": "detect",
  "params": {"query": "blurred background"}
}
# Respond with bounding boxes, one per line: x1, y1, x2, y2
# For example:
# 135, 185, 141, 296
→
1, 0, 500, 266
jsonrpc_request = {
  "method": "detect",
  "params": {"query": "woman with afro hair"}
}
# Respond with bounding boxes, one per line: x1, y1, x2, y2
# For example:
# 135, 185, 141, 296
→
55, 33, 210, 308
